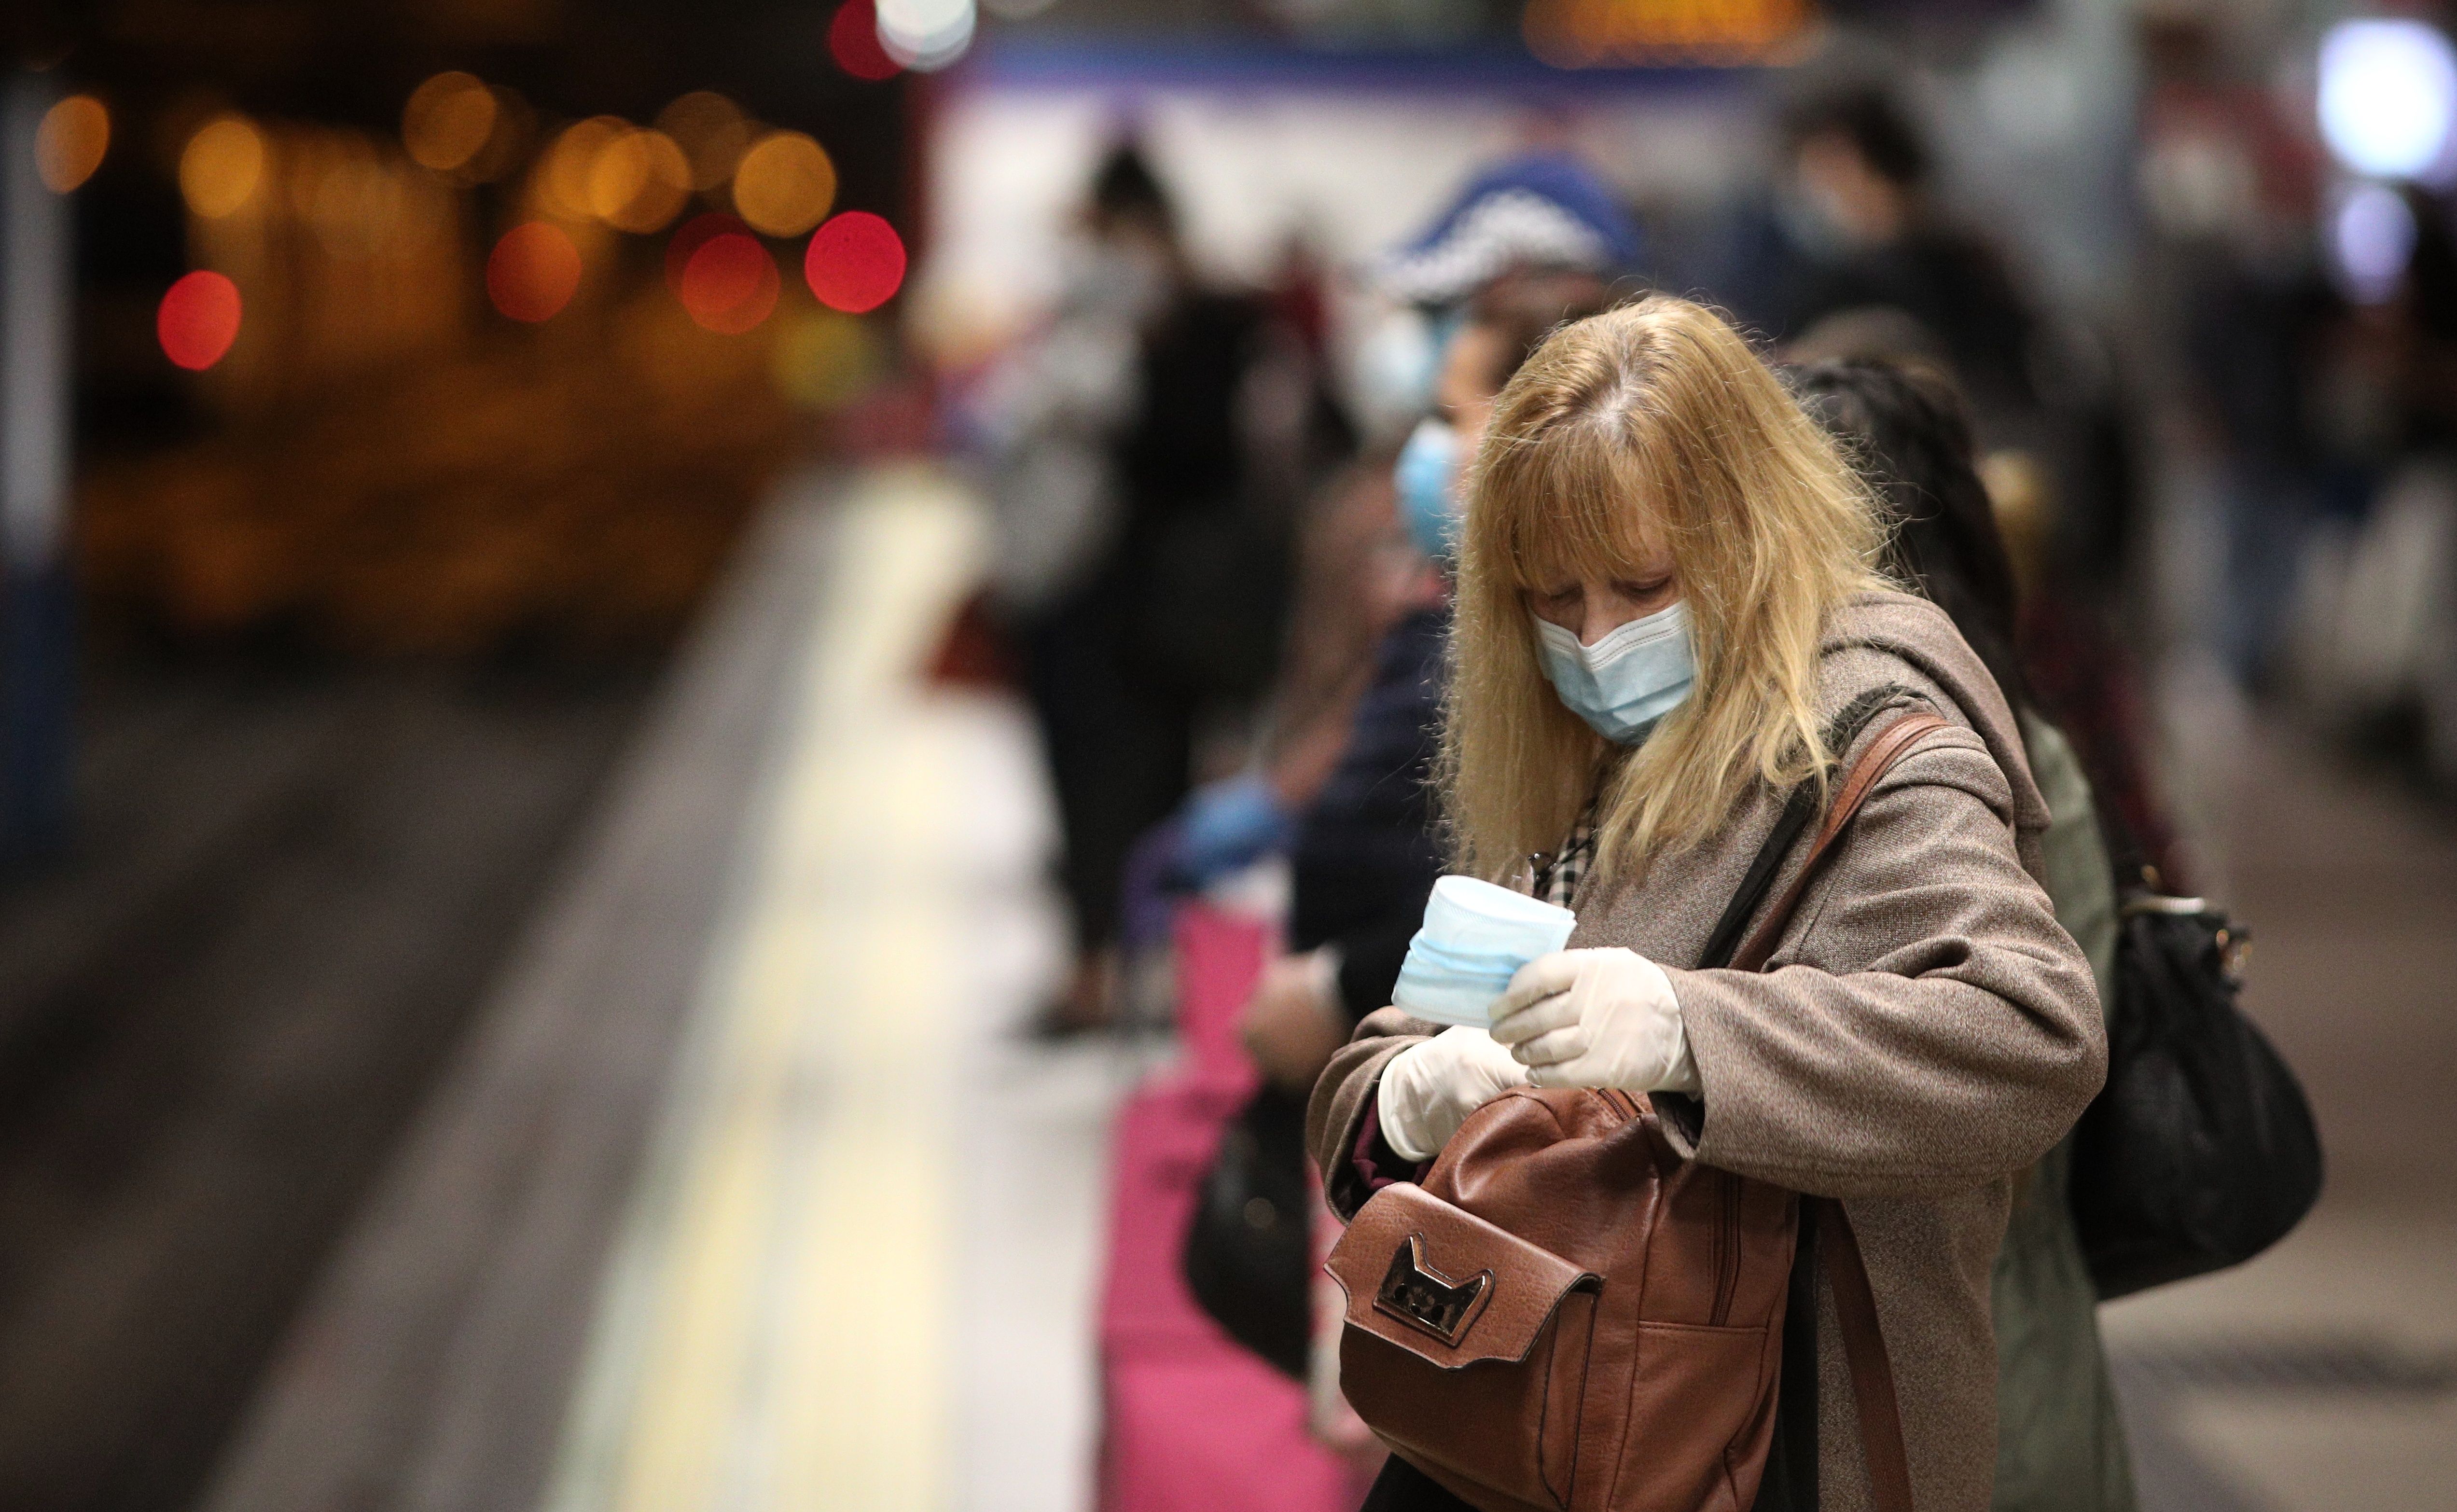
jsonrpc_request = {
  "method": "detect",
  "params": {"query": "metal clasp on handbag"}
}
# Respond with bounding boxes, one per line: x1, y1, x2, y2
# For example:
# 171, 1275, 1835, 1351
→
1374, 1233, 1492, 1346
2121, 892, 2252, 981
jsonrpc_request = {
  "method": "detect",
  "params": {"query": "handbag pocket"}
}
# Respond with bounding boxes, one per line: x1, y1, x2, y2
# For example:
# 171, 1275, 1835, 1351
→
1612, 1321, 1778, 1512
1327, 1183, 1600, 1511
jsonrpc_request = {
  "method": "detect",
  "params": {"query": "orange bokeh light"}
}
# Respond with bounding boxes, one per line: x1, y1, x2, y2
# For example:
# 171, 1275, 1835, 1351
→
487, 222, 583, 322
589, 128, 693, 233
37, 95, 110, 193
679, 232, 780, 334
541, 116, 628, 220
803, 211, 905, 314
158, 271, 243, 370
403, 72, 499, 173
180, 115, 266, 219
655, 92, 752, 193
731, 131, 837, 237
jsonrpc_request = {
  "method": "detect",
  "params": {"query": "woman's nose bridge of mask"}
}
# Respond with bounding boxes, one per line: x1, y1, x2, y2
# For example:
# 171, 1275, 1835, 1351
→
1565, 598, 1686, 665
1537, 577, 1675, 647
1576, 584, 1649, 647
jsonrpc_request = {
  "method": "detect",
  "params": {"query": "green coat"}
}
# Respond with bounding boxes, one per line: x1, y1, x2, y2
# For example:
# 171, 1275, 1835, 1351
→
1992, 716, 2136, 1512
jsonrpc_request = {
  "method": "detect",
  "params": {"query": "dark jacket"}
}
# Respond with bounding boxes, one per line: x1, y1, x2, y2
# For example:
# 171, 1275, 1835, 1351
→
1290, 605, 1447, 1024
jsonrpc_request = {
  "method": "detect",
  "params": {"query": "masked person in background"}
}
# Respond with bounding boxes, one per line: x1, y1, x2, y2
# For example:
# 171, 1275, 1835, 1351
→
1175, 155, 1629, 1382
1791, 358, 2138, 1512
1169, 154, 1644, 903
1775, 83, 2040, 422
1309, 297, 2105, 1512
1241, 276, 1617, 1093
1192, 155, 1638, 1085
982, 143, 1343, 1033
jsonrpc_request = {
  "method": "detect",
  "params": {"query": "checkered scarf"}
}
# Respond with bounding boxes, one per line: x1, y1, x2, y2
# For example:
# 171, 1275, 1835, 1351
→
1530, 800, 1598, 911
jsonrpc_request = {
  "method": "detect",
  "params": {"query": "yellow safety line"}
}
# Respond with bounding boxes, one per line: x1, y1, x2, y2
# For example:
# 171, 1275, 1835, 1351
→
542, 468, 983, 1512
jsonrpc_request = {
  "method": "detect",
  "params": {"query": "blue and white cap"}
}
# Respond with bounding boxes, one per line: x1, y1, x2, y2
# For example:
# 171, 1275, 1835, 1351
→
1377, 153, 1642, 307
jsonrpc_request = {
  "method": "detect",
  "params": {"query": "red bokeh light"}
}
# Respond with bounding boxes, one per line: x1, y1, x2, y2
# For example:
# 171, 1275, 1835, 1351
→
158, 271, 242, 371
666, 212, 754, 293
829, 0, 902, 82
487, 222, 583, 323
680, 232, 780, 334
804, 211, 906, 314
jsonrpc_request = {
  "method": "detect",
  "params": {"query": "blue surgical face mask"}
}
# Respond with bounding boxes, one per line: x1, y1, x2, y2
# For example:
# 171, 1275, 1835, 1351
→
1394, 416, 1460, 564
1534, 600, 1696, 745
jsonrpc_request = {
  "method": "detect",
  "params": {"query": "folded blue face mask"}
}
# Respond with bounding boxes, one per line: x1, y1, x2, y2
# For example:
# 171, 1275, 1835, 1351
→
1535, 600, 1696, 745
1393, 416, 1460, 565
1392, 876, 1578, 1026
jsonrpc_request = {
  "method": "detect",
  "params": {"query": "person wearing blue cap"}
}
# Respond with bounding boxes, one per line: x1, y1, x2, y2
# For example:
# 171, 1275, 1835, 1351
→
1174, 159, 1631, 1386
1375, 151, 1645, 311
1208, 160, 1635, 1092
1173, 153, 1646, 912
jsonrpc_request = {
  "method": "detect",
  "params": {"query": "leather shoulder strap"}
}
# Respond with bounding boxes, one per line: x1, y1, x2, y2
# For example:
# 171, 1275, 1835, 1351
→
1730, 710, 1951, 973
1813, 1197, 1916, 1512
1730, 707, 1947, 1512
1698, 686, 1915, 971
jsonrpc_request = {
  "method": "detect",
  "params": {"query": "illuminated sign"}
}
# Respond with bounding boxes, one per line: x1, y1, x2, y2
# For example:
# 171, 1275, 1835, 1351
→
1524, 0, 1818, 69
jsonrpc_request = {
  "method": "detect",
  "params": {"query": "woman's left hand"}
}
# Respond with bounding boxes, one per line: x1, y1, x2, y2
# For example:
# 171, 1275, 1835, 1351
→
1489, 947, 1700, 1094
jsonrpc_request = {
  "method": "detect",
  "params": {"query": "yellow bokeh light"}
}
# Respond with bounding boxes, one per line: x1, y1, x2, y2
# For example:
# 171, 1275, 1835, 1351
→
655, 91, 752, 193
541, 115, 628, 220
403, 71, 499, 173
180, 114, 267, 219
772, 306, 883, 411
36, 95, 110, 194
588, 128, 693, 234
731, 130, 836, 238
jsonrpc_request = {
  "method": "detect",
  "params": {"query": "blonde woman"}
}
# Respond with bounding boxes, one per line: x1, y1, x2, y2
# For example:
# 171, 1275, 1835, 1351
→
1307, 297, 2105, 1512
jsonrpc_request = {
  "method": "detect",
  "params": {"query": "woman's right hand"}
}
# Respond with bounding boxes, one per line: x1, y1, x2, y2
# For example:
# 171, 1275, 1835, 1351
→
1375, 1026, 1532, 1162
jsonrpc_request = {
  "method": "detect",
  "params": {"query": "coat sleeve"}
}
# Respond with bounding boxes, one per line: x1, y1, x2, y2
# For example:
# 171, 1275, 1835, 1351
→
1655, 735, 2107, 1197
1305, 1008, 1436, 1220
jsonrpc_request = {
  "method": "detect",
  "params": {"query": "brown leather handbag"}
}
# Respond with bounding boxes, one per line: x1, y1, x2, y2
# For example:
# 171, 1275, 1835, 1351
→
1325, 707, 1947, 1512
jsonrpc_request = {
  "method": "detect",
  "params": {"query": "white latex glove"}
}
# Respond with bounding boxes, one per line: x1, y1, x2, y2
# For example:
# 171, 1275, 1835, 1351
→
1488, 947, 1701, 1095
1376, 1026, 1533, 1163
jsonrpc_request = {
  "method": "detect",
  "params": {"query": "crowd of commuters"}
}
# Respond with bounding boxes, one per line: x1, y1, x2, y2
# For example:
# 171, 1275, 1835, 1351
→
968, 61, 2346, 1508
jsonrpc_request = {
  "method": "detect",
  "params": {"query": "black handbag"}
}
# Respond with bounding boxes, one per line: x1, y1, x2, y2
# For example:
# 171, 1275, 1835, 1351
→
2068, 884, 2325, 1299
1181, 1083, 1314, 1378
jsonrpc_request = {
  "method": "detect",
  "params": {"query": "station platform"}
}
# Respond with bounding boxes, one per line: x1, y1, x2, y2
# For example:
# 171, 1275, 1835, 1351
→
199, 468, 1122, 1512
188, 465, 2457, 1512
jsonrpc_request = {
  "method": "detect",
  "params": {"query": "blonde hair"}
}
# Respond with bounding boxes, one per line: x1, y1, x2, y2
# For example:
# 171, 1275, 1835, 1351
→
1441, 294, 1889, 884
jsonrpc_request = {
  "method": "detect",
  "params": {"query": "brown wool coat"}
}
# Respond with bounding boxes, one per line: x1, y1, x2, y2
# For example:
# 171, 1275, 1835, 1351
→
1308, 589, 2108, 1512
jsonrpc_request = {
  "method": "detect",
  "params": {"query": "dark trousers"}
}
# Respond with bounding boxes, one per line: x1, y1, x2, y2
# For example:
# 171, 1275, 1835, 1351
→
1360, 1456, 1472, 1511
1021, 568, 1194, 953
